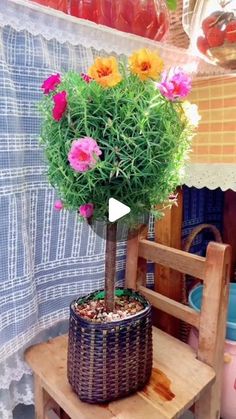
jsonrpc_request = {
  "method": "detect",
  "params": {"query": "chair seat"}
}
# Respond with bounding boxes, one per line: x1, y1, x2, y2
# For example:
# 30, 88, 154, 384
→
25, 326, 215, 419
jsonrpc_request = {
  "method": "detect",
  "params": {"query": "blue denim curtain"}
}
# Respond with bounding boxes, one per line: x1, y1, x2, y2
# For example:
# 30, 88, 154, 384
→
182, 185, 224, 254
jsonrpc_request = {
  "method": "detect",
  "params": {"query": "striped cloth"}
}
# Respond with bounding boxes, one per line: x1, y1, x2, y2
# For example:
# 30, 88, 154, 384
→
0, 25, 129, 418
0, 25, 159, 419
0, 25, 106, 363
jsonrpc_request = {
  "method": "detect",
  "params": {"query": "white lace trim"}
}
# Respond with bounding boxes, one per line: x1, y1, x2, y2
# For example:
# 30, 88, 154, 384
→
1, 0, 228, 75
0, 321, 68, 418
0, 379, 33, 419
184, 163, 236, 191
0, 354, 31, 390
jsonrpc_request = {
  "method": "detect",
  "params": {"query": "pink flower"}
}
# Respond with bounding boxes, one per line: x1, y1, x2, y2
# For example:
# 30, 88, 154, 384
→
52, 91, 67, 121
41, 73, 61, 94
79, 203, 94, 218
156, 68, 192, 101
54, 200, 64, 211
81, 73, 93, 83
68, 137, 102, 172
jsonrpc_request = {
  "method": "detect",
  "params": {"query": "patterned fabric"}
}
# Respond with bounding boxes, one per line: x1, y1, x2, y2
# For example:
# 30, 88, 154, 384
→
184, 77, 236, 192
0, 25, 100, 362
0, 25, 156, 419
189, 77, 236, 164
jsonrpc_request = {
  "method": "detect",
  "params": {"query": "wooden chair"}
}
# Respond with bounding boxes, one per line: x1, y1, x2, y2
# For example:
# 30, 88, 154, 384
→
25, 228, 231, 419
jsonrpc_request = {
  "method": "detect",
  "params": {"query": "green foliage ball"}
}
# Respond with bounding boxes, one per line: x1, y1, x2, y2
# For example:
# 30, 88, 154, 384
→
39, 67, 194, 225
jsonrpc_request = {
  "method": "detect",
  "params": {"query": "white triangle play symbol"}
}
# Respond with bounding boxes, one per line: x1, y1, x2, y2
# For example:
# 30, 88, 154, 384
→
108, 198, 130, 222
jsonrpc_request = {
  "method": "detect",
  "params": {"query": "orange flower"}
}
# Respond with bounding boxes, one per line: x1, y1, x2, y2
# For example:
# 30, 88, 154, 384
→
129, 48, 164, 81
88, 56, 122, 88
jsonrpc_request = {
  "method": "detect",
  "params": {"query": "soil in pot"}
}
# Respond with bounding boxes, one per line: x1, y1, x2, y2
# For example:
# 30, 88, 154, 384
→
74, 293, 144, 323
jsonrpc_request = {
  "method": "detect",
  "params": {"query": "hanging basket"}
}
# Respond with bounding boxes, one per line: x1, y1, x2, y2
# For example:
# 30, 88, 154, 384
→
67, 288, 152, 404
181, 223, 223, 342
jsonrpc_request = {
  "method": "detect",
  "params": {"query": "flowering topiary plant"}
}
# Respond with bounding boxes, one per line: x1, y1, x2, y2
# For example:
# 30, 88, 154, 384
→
40, 49, 199, 223
39, 48, 200, 311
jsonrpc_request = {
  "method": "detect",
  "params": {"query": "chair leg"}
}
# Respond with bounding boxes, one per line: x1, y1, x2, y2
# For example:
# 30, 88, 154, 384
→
195, 383, 221, 419
34, 374, 65, 419
34, 375, 45, 419
34, 374, 60, 419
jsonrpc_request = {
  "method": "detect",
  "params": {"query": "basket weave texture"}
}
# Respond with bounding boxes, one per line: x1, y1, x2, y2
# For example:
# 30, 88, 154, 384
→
67, 288, 153, 403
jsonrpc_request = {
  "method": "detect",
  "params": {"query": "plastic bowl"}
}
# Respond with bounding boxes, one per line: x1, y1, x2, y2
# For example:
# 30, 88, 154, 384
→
189, 283, 236, 341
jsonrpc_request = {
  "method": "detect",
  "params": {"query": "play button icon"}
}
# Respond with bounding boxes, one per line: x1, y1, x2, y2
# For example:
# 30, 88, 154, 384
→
108, 198, 130, 222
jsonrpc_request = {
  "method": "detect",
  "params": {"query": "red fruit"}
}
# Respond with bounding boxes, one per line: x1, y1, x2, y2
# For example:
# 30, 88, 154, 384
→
197, 36, 209, 54
225, 20, 236, 43
202, 16, 218, 36
207, 27, 225, 48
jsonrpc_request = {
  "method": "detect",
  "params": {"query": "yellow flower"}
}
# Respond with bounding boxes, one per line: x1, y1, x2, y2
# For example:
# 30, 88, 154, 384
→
88, 57, 122, 88
129, 48, 164, 81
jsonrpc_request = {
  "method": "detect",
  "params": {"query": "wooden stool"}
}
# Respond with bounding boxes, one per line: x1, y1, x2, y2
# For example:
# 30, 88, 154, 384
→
25, 237, 231, 419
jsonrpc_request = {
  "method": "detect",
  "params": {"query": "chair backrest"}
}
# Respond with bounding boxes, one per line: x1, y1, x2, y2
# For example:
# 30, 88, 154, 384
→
125, 225, 231, 374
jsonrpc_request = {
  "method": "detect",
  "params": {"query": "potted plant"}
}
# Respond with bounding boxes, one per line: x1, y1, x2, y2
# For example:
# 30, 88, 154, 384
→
39, 48, 199, 403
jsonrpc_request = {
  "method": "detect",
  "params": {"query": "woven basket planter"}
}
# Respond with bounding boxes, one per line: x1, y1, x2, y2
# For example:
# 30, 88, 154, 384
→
67, 288, 152, 403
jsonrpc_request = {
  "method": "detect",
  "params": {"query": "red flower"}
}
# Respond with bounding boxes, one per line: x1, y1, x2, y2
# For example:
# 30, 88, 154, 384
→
54, 200, 64, 211
81, 73, 93, 83
79, 203, 94, 218
41, 73, 61, 94
52, 91, 67, 121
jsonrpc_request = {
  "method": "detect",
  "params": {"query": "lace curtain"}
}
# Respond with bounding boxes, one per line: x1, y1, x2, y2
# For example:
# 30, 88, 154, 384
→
0, 2, 227, 418
0, 20, 134, 419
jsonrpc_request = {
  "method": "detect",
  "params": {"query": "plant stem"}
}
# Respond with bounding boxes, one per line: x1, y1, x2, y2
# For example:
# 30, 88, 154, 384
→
105, 221, 117, 312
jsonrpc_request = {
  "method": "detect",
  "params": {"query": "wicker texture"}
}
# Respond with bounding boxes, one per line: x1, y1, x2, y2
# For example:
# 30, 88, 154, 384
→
67, 289, 153, 404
